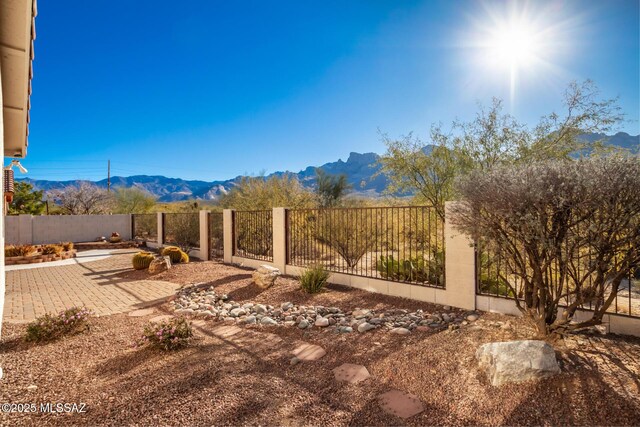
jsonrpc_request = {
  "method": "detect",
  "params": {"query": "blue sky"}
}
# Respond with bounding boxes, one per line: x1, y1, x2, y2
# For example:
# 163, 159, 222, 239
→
24, 0, 640, 181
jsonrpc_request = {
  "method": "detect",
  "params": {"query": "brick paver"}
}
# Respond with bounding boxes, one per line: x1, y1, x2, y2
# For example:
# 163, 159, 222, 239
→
3, 250, 180, 323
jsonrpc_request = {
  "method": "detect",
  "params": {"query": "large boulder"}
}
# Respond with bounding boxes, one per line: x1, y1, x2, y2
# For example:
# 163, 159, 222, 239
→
252, 265, 281, 289
148, 256, 172, 275
476, 340, 560, 386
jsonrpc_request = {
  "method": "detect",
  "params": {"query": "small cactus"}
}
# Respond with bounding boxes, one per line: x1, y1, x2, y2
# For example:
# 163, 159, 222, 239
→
161, 246, 189, 264
132, 252, 155, 270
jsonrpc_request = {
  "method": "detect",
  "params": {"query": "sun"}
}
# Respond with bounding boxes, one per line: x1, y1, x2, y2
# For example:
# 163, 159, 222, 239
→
487, 24, 539, 69
460, 1, 574, 107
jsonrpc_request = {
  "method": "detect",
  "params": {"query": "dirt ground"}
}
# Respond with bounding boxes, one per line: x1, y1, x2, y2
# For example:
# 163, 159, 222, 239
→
1, 259, 640, 426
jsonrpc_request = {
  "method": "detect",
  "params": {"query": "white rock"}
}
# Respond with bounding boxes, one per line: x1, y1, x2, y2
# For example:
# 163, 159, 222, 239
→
229, 308, 246, 317
390, 327, 411, 335
252, 265, 282, 289
358, 323, 376, 333
260, 316, 277, 325
466, 314, 479, 322
476, 340, 560, 386
253, 304, 268, 314
315, 317, 330, 327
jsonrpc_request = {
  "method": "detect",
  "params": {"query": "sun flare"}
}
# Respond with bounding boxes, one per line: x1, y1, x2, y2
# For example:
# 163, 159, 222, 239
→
462, 1, 574, 107
487, 24, 539, 69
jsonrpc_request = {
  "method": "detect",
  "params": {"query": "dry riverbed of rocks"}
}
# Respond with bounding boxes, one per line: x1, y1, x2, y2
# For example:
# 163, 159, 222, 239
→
172, 284, 481, 334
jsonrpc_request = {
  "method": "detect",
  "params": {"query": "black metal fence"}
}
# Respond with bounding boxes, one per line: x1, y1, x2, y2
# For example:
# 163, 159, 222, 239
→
209, 211, 224, 260
287, 206, 445, 288
233, 210, 273, 261
132, 213, 157, 242
476, 240, 640, 318
163, 212, 200, 251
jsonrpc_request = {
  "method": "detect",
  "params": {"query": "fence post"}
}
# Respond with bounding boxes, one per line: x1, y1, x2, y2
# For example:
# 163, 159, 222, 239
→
199, 210, 210, 261
223, 209, 234, 263
157, 212, 164, 246
443, 201, 476, 311
130, 214, 135, 241
272, 207, 287, 271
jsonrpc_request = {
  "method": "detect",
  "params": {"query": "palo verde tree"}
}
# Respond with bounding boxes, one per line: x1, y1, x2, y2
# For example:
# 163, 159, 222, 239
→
379, 80, 624, 220
113, 187, 156, 213
315, 168, 351, 208
218, 174, 314, 210
451, 155, 640, 336
8, 181, 45, 215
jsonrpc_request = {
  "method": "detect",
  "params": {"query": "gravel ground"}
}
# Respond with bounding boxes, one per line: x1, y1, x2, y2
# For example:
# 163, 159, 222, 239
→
2, 260, 640, 426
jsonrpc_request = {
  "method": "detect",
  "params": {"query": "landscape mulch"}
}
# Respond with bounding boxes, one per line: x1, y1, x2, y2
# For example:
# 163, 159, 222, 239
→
2, 259, 639, 426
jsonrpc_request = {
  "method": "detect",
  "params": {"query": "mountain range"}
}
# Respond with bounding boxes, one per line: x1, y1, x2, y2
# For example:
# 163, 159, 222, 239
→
19, 132, 639, 202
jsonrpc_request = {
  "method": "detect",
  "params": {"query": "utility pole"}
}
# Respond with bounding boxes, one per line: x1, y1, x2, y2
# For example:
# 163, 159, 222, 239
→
107, 160, 111, 192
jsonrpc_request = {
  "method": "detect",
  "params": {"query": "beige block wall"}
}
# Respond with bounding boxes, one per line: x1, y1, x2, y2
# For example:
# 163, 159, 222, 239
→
4, 215, 19, 244
5, 214, 132, 245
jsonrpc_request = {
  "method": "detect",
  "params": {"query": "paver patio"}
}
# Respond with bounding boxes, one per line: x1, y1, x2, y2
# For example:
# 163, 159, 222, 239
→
3, 250, 180, 323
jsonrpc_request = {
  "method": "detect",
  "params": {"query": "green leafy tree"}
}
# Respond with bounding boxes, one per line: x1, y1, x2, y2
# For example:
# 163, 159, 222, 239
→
315, 169, 351, 208
380, 80, 624, 220
8, 182, 45, 215
113, 187, 156, 213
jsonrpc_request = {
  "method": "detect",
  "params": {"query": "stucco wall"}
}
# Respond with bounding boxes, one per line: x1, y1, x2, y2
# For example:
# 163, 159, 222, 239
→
5, 214, 132, 245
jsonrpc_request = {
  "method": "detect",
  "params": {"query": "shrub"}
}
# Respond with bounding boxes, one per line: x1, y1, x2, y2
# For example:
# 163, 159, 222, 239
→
5, 245, 17, 257
61, 242, 74, 251
5, 244, 35, 257
313, 209, 380, 268
139, 317, 192, 350
376, 252, 444, 286
453, 156, 640, 336
299, 265, 330, 293
161, 246, 189, 264
132, 251, 155, 270
41, 244, 63, 255
25, 307, 92, 342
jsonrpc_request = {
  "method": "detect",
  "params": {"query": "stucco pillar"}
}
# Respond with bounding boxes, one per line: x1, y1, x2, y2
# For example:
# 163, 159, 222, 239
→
443, 201, 477, 310
272, 208, 287, 271
199, 210, 210, 261
157, 212, 164, 246
223, 209, 234, 263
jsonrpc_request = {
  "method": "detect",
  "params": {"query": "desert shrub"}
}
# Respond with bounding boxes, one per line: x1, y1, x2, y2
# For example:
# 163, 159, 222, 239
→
61, 242, 74, 251
25, 307, 92, 342
163, 213, 199, 253
41, 244, 63, 255
453, 155, 640, 336
314, 209, 381, 268
5, 244, 36, 257
161, 246, 189, 264
376, 254, 443, 285
299, 265, 330, 293
132, 251, 155, 270
139, 317, 192, 350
